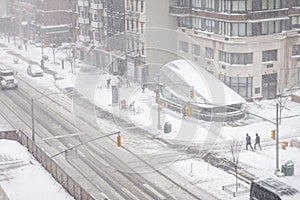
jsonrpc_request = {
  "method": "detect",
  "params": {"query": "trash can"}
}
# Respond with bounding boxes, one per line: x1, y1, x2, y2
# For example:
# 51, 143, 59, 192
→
281, 160, 294, 176
164, 122, 172, 133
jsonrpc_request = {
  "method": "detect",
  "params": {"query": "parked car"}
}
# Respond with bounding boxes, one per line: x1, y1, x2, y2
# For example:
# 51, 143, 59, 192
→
27, 65, 44, 77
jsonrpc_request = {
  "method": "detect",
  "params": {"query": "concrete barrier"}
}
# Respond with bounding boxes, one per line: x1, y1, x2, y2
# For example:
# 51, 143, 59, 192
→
0, 130, 94, 200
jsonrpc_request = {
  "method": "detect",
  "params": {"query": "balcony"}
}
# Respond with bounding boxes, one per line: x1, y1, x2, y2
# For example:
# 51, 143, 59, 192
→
78, 0, 89, 7
91, 3, 103, 10
79, 35, 90, 42
91, 21, 103, 28
78, 17, 90, 25
169, 6, 191, 16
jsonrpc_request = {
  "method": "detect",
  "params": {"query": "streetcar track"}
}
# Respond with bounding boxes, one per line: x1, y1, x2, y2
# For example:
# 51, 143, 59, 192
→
16, 76, 208, 199
1, 79, 185, 199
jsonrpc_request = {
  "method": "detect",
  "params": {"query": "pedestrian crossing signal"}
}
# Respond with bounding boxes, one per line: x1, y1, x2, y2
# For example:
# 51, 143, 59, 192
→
117, 134, 121, 147
271, 130, 275, 140
282, 141, 288, 150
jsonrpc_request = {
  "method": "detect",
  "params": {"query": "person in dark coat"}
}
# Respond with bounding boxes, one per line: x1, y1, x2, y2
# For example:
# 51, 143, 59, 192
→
246, 133, 254, 151
141, 83, 146, 93
254, 133, 262, 151
106, 78, 111, 88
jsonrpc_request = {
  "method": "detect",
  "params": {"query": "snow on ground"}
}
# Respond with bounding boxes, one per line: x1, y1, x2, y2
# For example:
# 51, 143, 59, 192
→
171, 158, 249, 200
1, 36, 300, 199
0, 140, 74, 200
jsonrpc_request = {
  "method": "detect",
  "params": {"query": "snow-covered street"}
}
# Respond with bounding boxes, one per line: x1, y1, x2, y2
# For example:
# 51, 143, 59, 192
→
1, 36, 300, 199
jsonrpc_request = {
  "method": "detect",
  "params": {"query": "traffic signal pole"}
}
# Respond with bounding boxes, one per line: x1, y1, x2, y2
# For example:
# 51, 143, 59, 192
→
275, 103, 279, 173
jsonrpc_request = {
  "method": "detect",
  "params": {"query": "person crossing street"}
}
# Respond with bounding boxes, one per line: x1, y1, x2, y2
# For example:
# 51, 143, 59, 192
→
246, 133, 254, 151
254, 133, 262, 151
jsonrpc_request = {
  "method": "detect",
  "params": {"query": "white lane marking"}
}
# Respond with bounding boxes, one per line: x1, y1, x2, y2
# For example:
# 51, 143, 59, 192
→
121, 188, 140, 200
143, 184, 166, 200
101, 192, 109, 199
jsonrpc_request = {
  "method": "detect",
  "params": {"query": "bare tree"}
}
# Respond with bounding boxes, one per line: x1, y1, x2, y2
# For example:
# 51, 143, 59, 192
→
230, 138, 243, 193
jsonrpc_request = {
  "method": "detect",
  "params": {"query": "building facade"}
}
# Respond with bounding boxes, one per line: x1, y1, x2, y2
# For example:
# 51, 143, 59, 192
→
0, 0, 12, 36
78, 0, 146, 81
11, 0, 74, 44
166, 0, 300, 99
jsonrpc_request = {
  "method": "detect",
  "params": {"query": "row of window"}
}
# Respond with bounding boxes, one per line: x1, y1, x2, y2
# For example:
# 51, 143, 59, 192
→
178, 17, 287, 36
126, 19, 145, 34
126, 0, 144, 13
180, 41, 280, 64
219, 74, 253, 98
180, 0, 300, 13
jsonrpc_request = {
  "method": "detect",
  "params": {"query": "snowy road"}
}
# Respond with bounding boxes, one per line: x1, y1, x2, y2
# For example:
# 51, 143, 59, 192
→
0, 67, 219, 199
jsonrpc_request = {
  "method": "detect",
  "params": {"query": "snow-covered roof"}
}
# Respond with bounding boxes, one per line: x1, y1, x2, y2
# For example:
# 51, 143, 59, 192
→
253, 177, 300, 200
163, 60, 246, 106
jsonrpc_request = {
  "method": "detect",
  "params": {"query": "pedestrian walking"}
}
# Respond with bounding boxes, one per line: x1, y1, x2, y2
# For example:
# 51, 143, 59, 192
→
126, 79, 131, 87
106, 78, 111, 88
246, 133, 254, 151
254, 133, 262, 151
142, 83, 146, 93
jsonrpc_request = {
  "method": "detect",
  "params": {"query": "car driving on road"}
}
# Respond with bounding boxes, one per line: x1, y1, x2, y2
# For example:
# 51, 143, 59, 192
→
0, 68, 18, 90
27, 65, 44, 77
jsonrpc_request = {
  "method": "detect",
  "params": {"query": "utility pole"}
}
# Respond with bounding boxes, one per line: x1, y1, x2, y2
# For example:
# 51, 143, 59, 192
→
31, 99, 35, 142
157, 74, 162, 130
275, 103, 280, 173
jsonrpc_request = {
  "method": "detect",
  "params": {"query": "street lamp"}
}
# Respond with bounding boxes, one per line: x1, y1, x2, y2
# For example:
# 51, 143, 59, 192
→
156, 74, 162, 130
31, 91, 72, 142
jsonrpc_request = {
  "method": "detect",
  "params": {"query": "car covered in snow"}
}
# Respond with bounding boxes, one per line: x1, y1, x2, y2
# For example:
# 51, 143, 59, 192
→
27, 65, 44, 77
0, 68, 18, 90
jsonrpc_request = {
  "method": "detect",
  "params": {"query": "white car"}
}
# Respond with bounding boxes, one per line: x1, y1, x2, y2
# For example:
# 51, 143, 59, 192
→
27, 65, 44, 77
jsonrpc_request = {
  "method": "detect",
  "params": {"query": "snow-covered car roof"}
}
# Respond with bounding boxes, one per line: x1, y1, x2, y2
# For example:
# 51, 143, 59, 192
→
28, 65, 43, 73
163, 60, 246, 106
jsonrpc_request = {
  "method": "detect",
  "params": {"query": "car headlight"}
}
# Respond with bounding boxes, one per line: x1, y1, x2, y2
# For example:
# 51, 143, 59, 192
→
1, 80, 7, 85
14, 79, 18, 84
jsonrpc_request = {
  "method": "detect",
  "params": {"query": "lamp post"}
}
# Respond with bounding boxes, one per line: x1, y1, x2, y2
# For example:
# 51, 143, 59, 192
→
156, 74, 162, 130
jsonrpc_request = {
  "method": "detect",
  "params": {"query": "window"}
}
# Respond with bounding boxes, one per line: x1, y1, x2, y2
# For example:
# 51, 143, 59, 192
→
179, 41, 189, 53
141, 1, 144, 13
219, 51, 253, 65
231, 23, 246, 36
179, 17, 190, 28
205, 47, 214, 59
255, 87, 260, 94
218, 0, 231, 13
206, 0, 215, 11
261, 20, 281, 35
192, 0, 203, 8
292, 16, 300, 28
193, 44, 201, 56
205, 19, 215, 33
292, 45, 300, 56
262, 49, 277, 62
220, 75, 253, 98
290, 67, 300, 87
232, 0, 246, 13
192, 17, 202, 29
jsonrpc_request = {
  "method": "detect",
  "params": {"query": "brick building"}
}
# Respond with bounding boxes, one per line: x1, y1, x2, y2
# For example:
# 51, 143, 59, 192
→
11, 0, 76, 45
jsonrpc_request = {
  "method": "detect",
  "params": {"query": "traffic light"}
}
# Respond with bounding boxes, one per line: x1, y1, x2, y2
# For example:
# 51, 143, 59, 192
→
282, 141, 288, 150
190, 86, 195, 97
185, 106, 193, 116
271, 130, 275, 140
117, 133, 121, 147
